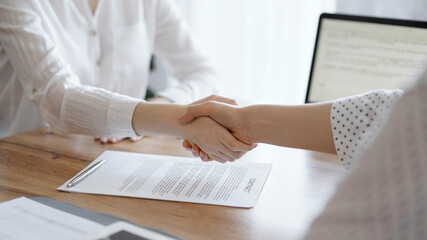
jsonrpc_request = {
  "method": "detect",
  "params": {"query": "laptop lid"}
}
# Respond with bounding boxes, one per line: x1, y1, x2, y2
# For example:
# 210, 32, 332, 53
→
305, 13, 427, 103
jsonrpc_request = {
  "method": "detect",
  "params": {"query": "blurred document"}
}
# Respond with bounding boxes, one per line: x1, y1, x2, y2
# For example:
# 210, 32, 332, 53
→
0, 197, 103, 240
58, 151, 272, 208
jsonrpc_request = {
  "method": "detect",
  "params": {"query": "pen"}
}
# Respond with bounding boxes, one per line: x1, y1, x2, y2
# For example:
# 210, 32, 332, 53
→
67, 159, 105, 188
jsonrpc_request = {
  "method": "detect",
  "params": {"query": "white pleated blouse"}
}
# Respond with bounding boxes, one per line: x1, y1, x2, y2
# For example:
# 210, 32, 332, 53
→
0, 0, 219, 138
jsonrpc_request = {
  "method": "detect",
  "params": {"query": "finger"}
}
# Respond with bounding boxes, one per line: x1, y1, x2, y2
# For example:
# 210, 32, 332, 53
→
217, 133, 258, 160
209, 154, 228, 163
130, 136, 143, 142
200, 151, 213, 162
210, 150, 234, 163
221, 136, 257, 152
190, 145, 199, 157
210, 96, 238, 106
113, 137, 126, 143
200, 151, 209, 161
94, 137, 100, 141
193, 94, 238, 106
100, 137, 108, 143
192, 144, 201, 156
230, 151, 245, 161
182, 140, 201, 157
179, 103, 213, 123
193, 128, 248, 161
182, 140, 193, 151
218, 151, 235, 162
205, 95, 238, 106
214, 141, 241, 160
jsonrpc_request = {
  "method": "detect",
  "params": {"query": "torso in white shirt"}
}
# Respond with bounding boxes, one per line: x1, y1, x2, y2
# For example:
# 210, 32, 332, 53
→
0, 0, 205, 138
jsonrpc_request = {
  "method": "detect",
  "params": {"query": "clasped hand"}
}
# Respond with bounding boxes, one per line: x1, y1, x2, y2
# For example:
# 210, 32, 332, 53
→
96, 95, 256, 164
179, 95, 256, 163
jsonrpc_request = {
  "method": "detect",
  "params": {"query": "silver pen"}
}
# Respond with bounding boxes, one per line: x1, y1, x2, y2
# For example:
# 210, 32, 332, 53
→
67, 159, 106, 188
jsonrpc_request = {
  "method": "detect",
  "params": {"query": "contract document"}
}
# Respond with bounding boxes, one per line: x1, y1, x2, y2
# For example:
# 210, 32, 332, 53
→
58, 151, 272, 208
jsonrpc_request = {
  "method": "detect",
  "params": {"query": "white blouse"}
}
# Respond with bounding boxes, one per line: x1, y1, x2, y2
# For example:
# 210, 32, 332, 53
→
0, 0, 219, 138
303, 73, 427, 239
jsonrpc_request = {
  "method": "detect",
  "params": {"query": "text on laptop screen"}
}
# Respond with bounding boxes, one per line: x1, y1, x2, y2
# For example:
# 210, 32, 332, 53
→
307, 18, 427, 102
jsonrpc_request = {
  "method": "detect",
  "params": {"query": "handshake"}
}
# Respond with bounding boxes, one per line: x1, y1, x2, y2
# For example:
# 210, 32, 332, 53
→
178, 95, 258, 163
98, 94, 335, 162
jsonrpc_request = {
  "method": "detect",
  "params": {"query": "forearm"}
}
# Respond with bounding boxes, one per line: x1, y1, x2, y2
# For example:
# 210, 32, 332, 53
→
146, 96, 173, 103
132, 102, 186, 137
133, 101, 255, 163
243, 103, 336, 153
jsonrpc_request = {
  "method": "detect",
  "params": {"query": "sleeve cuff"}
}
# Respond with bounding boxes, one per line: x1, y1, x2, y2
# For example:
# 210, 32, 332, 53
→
60, 86, 142, 138
107, 93, 142, 138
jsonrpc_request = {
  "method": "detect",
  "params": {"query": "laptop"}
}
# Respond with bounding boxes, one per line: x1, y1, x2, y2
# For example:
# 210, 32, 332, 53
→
305, 13, 427, 103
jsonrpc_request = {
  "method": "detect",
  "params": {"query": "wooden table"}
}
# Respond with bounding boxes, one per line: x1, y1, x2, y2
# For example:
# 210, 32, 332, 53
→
0, 128, 346, 240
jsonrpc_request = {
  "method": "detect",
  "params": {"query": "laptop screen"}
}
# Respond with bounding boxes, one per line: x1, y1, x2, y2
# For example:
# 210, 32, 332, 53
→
305, 13, 427, 103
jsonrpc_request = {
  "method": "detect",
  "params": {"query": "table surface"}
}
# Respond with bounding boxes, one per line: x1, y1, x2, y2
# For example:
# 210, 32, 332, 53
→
0, 128, 346, 240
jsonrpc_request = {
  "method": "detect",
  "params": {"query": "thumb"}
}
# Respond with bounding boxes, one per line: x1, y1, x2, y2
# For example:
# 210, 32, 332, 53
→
178, 103, 213, 123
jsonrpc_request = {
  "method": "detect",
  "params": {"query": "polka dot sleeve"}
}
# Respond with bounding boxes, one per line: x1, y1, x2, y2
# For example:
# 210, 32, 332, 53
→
330, 89, 403, 170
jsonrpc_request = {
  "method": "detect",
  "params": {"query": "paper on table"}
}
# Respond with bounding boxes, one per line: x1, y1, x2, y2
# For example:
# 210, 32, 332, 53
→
58, 151, 272, 208
0, 197, 103, 240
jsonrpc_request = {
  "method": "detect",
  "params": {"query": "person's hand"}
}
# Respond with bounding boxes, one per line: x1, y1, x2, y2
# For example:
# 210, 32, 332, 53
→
179, 116, 255, 163
187, 94, 238, 106
180, 100, 257, 161
94, 136, 142, 144
130, 95, 255, 163
179, 95, 241, 160
180, 101, 254, 143
181, 140, 213, 161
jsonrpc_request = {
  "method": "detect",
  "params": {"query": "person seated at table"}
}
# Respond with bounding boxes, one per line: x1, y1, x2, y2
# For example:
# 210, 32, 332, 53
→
179, 70, 427, 239
0, 0, 256, 163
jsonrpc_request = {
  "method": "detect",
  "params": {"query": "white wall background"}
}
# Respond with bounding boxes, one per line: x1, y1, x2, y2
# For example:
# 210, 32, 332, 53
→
153, 0, 427, 105
174, 0, 337, 104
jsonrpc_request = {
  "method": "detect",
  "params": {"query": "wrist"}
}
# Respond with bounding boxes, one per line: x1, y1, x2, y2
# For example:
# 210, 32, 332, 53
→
146, 96, 173, 104
239, 106, 257, 143
132, 102, 144, 136
132, 102, 187, 137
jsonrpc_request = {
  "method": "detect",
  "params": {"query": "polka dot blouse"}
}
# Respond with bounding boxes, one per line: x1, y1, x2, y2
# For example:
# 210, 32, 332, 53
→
304, 69, 427, 240
330, 89, 403, 170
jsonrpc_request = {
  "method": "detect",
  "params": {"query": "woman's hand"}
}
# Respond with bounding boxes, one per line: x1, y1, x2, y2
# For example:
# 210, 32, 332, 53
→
180, 116, 255, 163
180, 101, 254, 144
131, 99, 255, 163
180, 95, 238, 159
181, 140, 213, 162
179, 95, 256, 161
